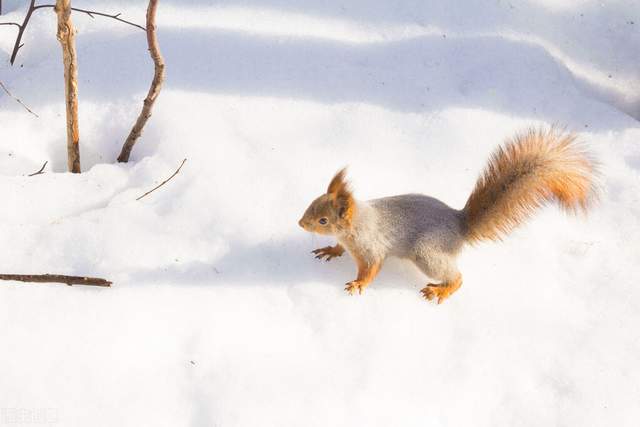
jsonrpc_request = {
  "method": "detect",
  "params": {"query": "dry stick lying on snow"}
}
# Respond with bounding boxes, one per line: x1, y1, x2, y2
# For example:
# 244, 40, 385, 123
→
0, 274, 112, 287
137, 158, 187, 201
0, 80, 39, 117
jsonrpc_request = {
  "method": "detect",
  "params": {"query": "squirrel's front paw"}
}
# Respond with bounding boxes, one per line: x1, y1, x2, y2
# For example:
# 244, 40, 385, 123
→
312, 246, 344, 261
344, 280, 366, 295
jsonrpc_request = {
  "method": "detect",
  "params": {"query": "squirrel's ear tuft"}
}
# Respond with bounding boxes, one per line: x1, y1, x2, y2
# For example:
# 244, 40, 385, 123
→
327, 168, 354, 222
327, 167, 349, 196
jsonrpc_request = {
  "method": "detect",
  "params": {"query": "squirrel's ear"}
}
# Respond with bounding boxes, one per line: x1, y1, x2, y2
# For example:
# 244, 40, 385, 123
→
327, 167, 354, 221
327, 167, 348, 195
335, 193, 355, 222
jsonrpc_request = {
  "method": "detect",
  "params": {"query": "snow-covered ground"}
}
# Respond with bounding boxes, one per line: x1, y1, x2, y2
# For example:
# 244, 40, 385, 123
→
1, 1, 639, 426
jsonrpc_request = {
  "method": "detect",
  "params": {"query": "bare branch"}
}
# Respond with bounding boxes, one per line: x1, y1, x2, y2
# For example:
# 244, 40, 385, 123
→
28, 161, 48, 176
118, 0, 164, 162
9, 0, 36, 65
0, 274, 111, 287
0, 80, 39, 117
33, 5, 146, 31
6, 2, 144, 65
137, 159, 187, 201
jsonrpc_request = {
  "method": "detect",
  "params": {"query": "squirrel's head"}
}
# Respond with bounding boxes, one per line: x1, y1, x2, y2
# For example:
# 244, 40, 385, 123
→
298, 168, 355, 235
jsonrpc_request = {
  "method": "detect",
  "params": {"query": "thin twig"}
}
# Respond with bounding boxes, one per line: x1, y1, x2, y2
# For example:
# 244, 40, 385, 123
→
27, 161, 48, 176
6, 2, 145, 65
136, 158, 187, 201
0, 80, 39, 117
0, 274, 112, 287
33, 5, 146, 31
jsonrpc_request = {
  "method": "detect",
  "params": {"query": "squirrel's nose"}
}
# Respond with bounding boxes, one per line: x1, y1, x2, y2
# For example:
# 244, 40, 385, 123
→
298, 219, 305, 229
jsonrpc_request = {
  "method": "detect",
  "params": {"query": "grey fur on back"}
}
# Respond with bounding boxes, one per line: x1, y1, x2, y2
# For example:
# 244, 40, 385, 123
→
335, 194, 466, 283
369, 194, 466, 256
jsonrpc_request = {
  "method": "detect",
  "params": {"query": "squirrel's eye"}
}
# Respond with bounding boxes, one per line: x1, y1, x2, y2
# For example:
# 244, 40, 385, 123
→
319, 218, 328, 225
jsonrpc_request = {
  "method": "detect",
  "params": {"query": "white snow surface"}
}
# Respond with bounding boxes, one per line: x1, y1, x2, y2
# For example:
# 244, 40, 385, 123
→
1, 0, 639, 426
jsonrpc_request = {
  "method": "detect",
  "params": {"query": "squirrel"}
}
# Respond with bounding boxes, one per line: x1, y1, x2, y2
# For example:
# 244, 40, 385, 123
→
298, 128, 597, 303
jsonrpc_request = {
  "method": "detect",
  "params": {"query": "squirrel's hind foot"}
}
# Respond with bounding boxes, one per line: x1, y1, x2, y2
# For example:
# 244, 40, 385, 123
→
421, 275, 462, 304
345, 280, 367, 295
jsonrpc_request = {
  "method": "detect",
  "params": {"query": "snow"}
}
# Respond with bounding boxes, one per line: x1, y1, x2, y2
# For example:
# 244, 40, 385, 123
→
1, 0, 639, 426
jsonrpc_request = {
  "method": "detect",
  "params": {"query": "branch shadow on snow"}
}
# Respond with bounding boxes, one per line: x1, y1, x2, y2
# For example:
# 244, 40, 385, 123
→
7, 26, 633, 132
158, 0, 640, 119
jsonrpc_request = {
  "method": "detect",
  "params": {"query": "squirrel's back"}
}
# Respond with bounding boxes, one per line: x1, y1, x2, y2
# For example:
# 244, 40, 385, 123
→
367, 194, 466, 257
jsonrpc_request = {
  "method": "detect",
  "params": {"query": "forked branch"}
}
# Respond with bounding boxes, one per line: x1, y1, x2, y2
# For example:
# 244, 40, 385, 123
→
7, 0, 36, 65
1, 1, 144, 65
33, 5, 146, 31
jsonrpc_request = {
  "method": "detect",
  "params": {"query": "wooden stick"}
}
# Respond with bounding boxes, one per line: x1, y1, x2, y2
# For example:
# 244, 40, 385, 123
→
118, 0, 164, 163
0, 80, 39, 117
55, 0, 81, 173
137, 158, 186, 200
0, 274, 111, 287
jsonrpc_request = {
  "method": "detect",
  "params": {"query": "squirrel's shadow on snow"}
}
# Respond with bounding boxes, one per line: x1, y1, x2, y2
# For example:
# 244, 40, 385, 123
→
127, 237, 426, 292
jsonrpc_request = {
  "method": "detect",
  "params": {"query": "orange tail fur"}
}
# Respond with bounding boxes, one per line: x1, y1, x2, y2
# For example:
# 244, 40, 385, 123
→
463, 128, 597, 243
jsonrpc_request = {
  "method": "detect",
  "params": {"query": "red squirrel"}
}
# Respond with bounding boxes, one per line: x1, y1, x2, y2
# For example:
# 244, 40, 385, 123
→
299, 128, 597, 303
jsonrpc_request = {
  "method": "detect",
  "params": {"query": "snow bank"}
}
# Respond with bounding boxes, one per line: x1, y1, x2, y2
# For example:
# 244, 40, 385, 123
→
1, 1, 639, 426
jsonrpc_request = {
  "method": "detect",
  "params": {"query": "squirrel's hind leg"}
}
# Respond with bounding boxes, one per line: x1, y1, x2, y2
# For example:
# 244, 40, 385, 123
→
420, 274, 462, 304
412, 254, 462, 304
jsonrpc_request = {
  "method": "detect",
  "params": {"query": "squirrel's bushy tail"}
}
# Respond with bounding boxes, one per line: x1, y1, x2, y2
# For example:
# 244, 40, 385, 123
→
462, 128, 597, 243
